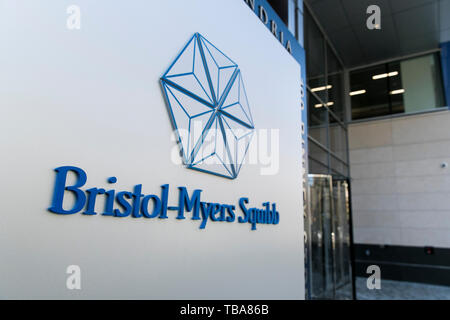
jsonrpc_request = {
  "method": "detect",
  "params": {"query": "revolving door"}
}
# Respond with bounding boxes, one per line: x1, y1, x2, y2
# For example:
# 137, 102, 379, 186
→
307, 174, 354, 299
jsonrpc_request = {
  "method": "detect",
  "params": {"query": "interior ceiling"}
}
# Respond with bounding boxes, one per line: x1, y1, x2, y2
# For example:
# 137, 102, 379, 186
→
305, 0, 450, 68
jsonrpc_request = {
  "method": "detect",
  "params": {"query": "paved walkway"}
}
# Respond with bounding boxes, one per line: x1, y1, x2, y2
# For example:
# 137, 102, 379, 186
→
356, 277, 450, 300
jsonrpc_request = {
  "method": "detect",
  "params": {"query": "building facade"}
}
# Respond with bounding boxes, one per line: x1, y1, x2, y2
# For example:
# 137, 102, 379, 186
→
260, 0, 450, 297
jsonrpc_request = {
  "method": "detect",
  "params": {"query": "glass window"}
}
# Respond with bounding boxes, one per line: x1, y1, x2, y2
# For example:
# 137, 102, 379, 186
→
327, 45, 345, 122
350, 53, 446, 120
304, 7, 326, 102
350, 64, 390, 120
387, 61, 404, 115
399, 54, 446, 113
309, 157, 329, 175
330, 155, 348, 178
308, 139, 329, 170
308, 91, 329, 147
329, 121, 348, 164
267, 0, 289, 26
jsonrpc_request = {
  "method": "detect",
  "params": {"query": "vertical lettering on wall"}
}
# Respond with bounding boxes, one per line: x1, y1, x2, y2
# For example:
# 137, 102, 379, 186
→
259, 6, 268, 25
271, 20, 277, 36
286, 40, 292, 53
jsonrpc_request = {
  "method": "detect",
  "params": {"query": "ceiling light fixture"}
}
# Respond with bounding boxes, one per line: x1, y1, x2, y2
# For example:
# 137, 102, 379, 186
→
314, 102, 334, 108
390, 89, 405, 95
349, 89, 366, 96
372, 71, 399, 80
311, 85, 332, 92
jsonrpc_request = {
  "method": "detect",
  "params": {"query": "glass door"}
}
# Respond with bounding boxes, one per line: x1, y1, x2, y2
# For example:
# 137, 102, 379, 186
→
307, 175, 354, 299
332, 179, 353, 299
308, 175, 335, 299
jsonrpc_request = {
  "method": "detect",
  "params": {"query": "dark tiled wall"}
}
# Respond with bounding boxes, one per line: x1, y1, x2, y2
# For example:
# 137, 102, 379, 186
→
355, 244, 450, 286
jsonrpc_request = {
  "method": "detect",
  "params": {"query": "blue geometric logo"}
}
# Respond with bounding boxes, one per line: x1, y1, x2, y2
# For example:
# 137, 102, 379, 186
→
160, 33, 255, 179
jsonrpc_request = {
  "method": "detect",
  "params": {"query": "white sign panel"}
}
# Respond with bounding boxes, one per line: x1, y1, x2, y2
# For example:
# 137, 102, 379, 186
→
0, 0, 304, 299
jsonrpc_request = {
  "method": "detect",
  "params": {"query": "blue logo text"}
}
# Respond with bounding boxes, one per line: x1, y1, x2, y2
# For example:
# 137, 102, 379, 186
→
48, 166, 279, 230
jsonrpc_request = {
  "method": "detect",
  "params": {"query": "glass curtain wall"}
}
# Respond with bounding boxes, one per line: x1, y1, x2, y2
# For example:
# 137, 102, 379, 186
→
304, 6, 349, 180
268, 0, 353, 299
304, 3, 353, 300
